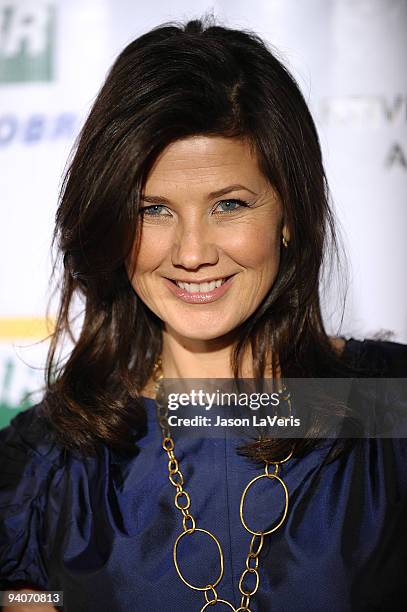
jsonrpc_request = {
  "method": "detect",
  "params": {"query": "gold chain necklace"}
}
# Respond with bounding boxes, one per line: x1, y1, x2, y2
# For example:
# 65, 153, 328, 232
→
151, 357, 294, 612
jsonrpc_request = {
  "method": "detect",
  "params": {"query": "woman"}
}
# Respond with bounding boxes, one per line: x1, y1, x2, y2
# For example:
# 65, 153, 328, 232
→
1, 17, 406, 612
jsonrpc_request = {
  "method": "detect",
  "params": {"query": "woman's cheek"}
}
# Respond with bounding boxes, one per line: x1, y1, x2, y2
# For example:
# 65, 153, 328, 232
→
132, 228, 169, 274
229, 221, 280, 268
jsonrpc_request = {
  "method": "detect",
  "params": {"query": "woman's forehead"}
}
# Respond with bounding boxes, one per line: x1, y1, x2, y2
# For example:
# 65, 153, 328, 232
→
143, 135, 269, 193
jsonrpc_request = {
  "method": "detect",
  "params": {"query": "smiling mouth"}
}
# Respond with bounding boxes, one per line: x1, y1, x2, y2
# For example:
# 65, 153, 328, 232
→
163, 274, 235, 302
168, 275, 233, 291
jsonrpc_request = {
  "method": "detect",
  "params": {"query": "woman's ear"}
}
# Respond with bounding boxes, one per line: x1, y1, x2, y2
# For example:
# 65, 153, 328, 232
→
282, 224, 290, 245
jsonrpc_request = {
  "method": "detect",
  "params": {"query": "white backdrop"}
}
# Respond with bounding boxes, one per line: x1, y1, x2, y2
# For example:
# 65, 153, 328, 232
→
0, 0, 406, 424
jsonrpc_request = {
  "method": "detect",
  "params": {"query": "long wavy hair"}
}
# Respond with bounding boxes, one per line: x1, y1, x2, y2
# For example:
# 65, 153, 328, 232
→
43, 16, 368, 463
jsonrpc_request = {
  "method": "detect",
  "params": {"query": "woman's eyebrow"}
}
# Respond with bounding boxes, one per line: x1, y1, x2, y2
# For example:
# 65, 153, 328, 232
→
141, 184, 258, 204
209, 184, 259, 198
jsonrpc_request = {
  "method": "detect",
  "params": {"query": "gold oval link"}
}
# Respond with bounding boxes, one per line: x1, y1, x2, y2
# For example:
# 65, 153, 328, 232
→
200, 600, 235, 611
240, 473, 289, 536
159, 414, 169, 425
264, 462, 278, 477
245, 553, 259, 571
161, 427, 171, 440
267, 447, 294, 465
248, 534, 264, 557
175, 490, 191, 510
236, 607, 252, 612
168, 458, 179, 474
169, 471, 184, 488
173, 528, 224, 591
204, 585, 218, 604
239, 568, 259, 597
162, 437, 174, 451
239, 593, 251, 610
182, 513, 196, 532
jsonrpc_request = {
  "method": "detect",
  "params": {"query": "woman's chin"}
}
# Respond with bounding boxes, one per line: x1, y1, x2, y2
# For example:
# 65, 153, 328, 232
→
164, 320, 236, 343
175, 328, 230, 342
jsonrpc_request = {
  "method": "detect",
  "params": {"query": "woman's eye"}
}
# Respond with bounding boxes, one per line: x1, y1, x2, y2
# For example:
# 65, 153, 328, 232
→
214, 199, 249, 214
139, 205, 171, 217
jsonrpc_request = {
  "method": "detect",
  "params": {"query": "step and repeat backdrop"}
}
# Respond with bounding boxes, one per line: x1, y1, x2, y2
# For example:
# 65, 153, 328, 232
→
0, 0, 406, 426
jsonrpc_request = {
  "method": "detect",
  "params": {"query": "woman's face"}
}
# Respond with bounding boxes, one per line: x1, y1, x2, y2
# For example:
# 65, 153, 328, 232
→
127, 135, 288, 343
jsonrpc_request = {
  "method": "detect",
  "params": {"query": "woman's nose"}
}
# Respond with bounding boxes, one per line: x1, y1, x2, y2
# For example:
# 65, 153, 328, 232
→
171, 218, 219, 270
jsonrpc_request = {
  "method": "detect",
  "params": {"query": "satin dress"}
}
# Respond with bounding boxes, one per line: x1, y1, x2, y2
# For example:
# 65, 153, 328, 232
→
0, 338, 406, 611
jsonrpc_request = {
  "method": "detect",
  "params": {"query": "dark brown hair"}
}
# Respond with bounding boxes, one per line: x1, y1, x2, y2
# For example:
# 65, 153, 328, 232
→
43, 15, 367, 463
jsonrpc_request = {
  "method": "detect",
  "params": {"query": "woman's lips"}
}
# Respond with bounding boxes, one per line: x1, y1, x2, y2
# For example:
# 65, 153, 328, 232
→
163, 275, 235, 303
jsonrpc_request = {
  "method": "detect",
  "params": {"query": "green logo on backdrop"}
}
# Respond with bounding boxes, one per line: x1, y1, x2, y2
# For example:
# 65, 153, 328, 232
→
0, 1, 55, 83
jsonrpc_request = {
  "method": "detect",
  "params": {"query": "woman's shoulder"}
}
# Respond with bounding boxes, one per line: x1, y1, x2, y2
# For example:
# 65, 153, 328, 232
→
0, 401, 65, 467
340, 335, 407, 376
0, 401, 67, 511
329, 335, 407, 376
0, 402, 67, 590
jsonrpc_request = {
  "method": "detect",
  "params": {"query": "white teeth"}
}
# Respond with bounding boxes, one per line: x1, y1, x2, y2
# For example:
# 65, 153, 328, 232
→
176, 278, 226, 292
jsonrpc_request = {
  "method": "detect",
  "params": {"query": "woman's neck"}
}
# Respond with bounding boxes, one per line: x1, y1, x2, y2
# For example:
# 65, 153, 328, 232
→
139, 329, 277, 400
160, 326, 272, 379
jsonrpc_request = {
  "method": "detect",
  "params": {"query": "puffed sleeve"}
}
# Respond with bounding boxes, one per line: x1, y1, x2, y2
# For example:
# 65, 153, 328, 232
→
359, 338, 407, 376
0, 402, 64, 590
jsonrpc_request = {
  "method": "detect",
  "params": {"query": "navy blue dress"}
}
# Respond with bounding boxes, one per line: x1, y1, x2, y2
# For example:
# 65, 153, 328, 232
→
1, 338, 407, 611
